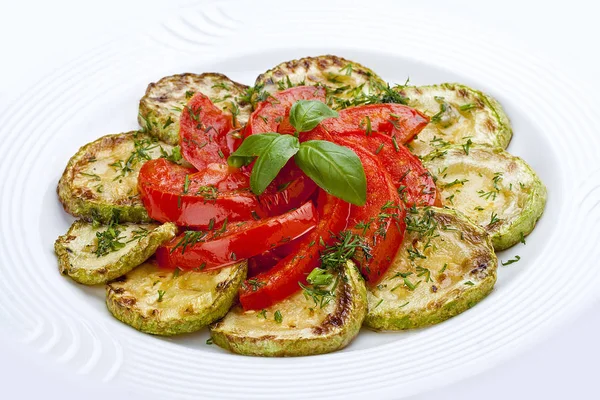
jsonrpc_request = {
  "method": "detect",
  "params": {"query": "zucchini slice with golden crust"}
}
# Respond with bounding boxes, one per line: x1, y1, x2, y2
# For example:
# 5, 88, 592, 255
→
106, 260, 247, 336
254, 55, 386, 110
423, 144, 547, 250
210, 261, 367, 357
397, 83, 513, 157
57, 132, 172, 224
55, 221, 177, 285
138, 73, 252, 144
365, 207, 497, 330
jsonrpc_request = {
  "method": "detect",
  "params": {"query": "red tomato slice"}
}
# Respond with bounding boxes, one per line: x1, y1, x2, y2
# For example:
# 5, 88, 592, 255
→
334, 138, 407, 284
179, 93, 239, 170
334, 131, 440, 207
321, 104, 429, 144
156, 201, 318, 271
245, 86, 327, 136
239, 191, 351, 311
138, 158, 316, 229
138, 158, 262, 228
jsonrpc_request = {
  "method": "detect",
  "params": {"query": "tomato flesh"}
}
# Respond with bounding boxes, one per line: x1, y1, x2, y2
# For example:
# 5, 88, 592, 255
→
239, 191, 351, 310
180, 93, 239, 170
335, 131, 440, 207
334, 138, 407, 284
255, 160, 317, 216
321, 103, 429, 144
156, 201, 318, 271
247, 238, 305, 278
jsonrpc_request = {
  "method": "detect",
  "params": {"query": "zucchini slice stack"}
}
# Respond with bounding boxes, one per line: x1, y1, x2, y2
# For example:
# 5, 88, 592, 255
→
399, 83, 512, 157
139, 73, 252, 144
210, 261, 367, 356
365, 207, 497, 330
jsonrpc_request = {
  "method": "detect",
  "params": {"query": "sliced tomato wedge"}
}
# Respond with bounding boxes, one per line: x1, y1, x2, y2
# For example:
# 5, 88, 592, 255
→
138, 158, 315, 229
245, 86, 327, 136
335, 131, 440, 207
179, 93, 240, 170
239, 191, 351, 311
334, 138, 407, 284
138, 158, 260, 228
321, 103, 429, 144
156, 201, 318, 271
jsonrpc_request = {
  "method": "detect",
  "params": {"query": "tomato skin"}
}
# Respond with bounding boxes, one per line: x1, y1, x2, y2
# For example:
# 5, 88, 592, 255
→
334, 138, 406, 285
245, 86, 327, 136
334, 131, 440, 207
239, 191, 351, 311
139, 158, 318, 229
179, 93, 238, 170
156, 201, 318, 271
321, 104, 429, 144
138, 158, 266, 228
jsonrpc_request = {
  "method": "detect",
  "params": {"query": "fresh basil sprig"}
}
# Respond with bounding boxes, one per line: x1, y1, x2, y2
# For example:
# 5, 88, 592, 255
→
294, 140, 366, 205
228, 133, 300, 195
228, 100, 366, 205
289, 100, 339, 133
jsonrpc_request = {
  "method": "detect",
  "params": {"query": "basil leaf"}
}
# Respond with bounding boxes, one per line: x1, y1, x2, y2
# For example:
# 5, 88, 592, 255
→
295, 140, 366, 206
289, 100, 339, 133
229, 133, 300, 195
227, 133, 279, 168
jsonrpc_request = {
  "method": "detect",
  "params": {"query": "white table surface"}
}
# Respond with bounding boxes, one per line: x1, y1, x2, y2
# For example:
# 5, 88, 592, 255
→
1, 0, 598, 399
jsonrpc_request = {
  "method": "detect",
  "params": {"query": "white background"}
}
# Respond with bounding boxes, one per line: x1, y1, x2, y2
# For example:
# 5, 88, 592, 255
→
0, 0, 598, 398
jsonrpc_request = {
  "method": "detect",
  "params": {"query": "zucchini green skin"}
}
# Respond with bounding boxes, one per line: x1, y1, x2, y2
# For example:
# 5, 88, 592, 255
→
54, 221, 177, 285
423, 144, 547, 250
398, 83, 513, 156
365, 207, 497, 330
106, 261, 247, 336
210, 261, 367, 357
138, 73, 251, 144
254, 55, 386, 109
57, 132, 170, 224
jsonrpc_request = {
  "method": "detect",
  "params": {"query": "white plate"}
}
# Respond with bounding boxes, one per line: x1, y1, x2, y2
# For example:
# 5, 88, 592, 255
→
1, 0, 599, 398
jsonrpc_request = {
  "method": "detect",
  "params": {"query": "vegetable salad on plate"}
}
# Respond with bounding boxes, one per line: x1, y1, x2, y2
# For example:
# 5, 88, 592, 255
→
55, 55, 546, 356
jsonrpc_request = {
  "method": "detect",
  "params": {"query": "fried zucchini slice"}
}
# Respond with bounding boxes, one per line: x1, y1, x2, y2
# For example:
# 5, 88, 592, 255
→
365, 207, 497, 330
210, 261, 367, 357
57, 132, 172, 224
423, 144, 547, 250
106, 260, 247, 335
397, 83, 512, 156
55, 221, 177, 285
138, 73, 251, 144
254, 55, 386, 109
